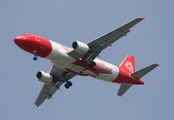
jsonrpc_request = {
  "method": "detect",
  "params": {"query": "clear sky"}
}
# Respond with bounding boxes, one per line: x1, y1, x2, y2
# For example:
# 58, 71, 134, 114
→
0, 0, 173, 120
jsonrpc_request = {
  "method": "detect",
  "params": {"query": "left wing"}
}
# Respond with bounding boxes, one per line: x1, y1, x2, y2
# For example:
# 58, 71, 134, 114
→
35, 65, 76, 107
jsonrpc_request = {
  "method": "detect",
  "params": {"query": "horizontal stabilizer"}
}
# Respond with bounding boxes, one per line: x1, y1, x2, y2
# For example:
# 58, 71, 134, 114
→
117, 84, 132, 96
131, 64, 159, 79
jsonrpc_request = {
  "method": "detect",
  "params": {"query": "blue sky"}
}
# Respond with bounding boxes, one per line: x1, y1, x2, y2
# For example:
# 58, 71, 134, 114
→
0, 0, 173, 120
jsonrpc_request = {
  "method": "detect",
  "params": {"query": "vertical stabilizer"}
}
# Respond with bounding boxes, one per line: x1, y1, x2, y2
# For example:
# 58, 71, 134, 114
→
119, 55, 135, 74
117, 55, 135, 96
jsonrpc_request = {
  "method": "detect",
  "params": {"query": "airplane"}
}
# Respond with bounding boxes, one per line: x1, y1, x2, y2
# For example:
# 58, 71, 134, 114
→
14, 17, 158, 107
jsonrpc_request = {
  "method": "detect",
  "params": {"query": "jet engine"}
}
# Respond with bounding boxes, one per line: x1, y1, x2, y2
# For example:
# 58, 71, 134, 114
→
36, 71, 54, 84
72, 41, 89, 54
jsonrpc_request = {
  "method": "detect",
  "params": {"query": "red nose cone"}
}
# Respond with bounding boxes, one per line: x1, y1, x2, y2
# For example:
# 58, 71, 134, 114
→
14, 36, 24, 46
14, 37, 19, 44
14, 34, 52, 58
14, 36, 30, 52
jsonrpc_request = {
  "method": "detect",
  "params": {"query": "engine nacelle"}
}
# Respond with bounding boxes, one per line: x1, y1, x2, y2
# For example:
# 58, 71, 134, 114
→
72, 41, 89, 54
36, 71, 53, 84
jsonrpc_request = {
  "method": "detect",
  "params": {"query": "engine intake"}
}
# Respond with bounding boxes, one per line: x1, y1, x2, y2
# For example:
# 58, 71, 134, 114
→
72, 41, 89, 54
36, 71, 53, 84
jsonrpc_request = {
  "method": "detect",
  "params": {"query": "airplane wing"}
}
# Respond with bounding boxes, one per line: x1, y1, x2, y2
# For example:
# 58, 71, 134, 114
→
69, 18, 144, 60
35, 65, 76, 107
117, 84, 132, 96
87, 17, 144, 60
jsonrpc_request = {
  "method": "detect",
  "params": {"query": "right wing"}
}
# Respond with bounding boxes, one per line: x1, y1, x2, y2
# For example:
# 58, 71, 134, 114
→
68, 18, 144, 60
87, 18, 144, 60
35, 65, 76, 107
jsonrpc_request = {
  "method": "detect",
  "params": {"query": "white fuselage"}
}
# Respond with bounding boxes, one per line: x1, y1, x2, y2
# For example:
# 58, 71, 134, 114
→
46, 40, 119, 82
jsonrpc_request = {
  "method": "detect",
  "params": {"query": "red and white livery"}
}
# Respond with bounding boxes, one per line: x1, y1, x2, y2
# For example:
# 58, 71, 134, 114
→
14, 18, 158, 107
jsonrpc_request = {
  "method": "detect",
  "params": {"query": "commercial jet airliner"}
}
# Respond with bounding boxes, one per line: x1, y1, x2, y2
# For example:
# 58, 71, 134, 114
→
14, 17, 158, 107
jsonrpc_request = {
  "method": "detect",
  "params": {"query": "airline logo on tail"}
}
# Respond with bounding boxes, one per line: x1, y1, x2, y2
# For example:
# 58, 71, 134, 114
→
125, 61, 134, 73
119, 55, 135, 73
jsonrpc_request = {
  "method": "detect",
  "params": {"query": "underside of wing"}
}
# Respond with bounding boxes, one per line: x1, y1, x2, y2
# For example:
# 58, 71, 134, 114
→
35, 81, 63, 107
35, 65, 76, 107
87, 18, 144, 60
68, 18, 144, 61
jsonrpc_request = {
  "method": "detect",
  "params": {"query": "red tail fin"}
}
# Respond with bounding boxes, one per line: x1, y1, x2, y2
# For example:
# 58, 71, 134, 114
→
119, 55, 135, 73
